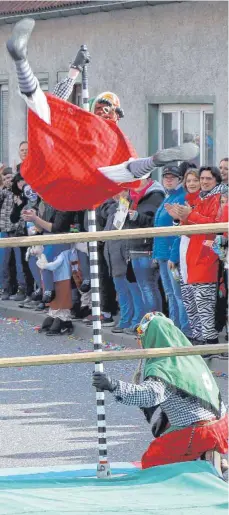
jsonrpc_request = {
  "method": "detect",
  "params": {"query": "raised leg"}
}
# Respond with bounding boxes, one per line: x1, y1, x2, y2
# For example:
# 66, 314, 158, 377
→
6, 18, 51, 124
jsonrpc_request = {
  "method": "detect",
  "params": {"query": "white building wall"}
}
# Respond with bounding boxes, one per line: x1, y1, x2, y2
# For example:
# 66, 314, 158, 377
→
0, 0, 227, 165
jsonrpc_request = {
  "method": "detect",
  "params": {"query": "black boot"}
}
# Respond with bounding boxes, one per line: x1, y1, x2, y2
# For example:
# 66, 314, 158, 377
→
31, 288, 43, 302
71, 302, 81, 319
80, 280, 91, 293
60, 320, 74, 335
79, 306, 92, 320
38, 316, 54, 333
43, 290, 55, 304
6, 18, 35, 61
71, 304, 91, 320
46, 318, 62, 336
36, 290, 55, 311
35, 301, 46, 312
190, 339, 203, 346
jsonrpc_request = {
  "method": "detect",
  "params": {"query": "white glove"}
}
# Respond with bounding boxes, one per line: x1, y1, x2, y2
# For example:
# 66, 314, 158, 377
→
36, 254, 49, 270
30, 245, 44, 257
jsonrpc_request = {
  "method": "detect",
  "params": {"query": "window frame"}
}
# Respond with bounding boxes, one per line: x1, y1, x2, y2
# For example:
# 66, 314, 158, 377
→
0, 82, 9, 165
147, 96, 216, 167
158, 104, 214, 166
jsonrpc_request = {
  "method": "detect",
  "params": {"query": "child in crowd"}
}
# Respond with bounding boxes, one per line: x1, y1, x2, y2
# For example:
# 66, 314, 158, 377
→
36, 245, 79, 335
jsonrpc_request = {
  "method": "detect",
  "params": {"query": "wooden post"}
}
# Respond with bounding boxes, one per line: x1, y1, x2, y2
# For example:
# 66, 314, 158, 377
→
0, 223, 226, 248
0, 344, 226, 368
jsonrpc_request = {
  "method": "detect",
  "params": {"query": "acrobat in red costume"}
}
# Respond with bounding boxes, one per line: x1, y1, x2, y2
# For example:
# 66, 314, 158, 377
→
6, 19, 198, 211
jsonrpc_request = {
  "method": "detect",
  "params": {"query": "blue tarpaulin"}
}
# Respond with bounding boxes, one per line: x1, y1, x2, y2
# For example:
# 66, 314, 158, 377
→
0, 461, 227, 514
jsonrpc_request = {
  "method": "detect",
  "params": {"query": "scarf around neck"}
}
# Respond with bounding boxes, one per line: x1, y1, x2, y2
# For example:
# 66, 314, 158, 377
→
185, 190, 200, 207
199, 183, 228, 199
129, 180, 153, 209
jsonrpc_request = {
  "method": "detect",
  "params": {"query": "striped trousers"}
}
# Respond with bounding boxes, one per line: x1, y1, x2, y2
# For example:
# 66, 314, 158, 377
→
180, 282, 218, 342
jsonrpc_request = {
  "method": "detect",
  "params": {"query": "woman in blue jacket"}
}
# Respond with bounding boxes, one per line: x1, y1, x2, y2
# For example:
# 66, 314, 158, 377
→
153, 165, 192, 338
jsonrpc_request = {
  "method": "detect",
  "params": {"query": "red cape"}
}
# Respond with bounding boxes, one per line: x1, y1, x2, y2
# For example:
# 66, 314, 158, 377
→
21, 93, 138, 211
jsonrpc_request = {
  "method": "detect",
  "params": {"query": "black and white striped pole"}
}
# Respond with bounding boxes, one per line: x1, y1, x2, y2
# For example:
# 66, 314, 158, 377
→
81, 45, 111, 479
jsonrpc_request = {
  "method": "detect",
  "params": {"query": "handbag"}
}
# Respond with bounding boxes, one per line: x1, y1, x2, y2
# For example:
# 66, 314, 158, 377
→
126, 260, 137, 283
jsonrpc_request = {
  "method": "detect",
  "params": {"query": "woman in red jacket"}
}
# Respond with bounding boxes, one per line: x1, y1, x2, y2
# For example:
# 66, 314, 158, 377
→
166, 166, 226, 346
167, 169, 203, 343
204, 193, 228, 344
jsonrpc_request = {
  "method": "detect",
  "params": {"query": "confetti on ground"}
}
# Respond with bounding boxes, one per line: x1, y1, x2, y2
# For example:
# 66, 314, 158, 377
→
67, 336, 129, 351
0, 316, 20, 324
0, 316, 29, 325
212, 370, 228, 378
1, 315, 225, 367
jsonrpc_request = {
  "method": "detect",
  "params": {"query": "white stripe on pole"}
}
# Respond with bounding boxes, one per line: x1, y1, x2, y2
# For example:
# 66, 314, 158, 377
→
81, 45, 111, 479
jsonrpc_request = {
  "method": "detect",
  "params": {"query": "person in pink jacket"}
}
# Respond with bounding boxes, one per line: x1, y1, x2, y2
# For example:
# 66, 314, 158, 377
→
165, 166, 227, 347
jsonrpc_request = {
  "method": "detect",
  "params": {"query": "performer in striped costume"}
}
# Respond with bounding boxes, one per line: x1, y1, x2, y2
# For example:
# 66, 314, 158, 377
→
6, 18, 199, 213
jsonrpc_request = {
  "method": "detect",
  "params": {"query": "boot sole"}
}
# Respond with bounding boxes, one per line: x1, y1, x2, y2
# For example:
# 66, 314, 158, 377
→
153, 143, 199, 166
6, 19, 35, 61
60, 329, 73, 335
46, 334, 61, 337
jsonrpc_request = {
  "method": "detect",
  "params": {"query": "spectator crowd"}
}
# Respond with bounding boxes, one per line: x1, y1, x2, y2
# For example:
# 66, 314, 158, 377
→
0, 142, 228, 346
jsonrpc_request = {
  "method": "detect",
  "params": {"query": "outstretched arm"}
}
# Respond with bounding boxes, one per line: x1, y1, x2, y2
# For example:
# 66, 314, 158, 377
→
92, 372, 171, 408
53, 47, 90, 101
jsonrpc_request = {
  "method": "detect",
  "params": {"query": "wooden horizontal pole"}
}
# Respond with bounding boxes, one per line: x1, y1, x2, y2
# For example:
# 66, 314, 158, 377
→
0, 223, 227, 248
0, 344, 227, 369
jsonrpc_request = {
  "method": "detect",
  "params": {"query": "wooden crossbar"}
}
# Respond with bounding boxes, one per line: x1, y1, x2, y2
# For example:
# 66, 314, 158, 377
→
0, 223, 227, 248
0, 344, 227, 368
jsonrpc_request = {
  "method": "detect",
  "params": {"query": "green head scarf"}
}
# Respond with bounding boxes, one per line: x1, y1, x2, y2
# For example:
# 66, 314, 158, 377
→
137, 313, 221, 417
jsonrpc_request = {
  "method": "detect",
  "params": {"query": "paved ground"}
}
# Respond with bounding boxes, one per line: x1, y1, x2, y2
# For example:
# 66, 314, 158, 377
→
0, 310, 227, 470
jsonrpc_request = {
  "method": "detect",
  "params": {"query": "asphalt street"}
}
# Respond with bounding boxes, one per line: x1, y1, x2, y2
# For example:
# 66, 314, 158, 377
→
0, 315, 228, 469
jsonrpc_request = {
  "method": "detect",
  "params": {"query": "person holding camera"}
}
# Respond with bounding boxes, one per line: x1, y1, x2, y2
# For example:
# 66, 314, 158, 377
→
0, 167, 28, 301
10, 171, 39, 303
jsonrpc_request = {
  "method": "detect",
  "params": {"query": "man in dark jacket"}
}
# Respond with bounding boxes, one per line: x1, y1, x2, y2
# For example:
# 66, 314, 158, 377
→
96, 198, 145, 332
94, 179, 165, 334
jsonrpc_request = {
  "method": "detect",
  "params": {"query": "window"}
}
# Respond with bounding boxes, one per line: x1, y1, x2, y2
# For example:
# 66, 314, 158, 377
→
0, 84, 9, 165
71, 83, 82, 107
57, 72, 82, 106
158, 105, 214, 166
40, 80, 49, 93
